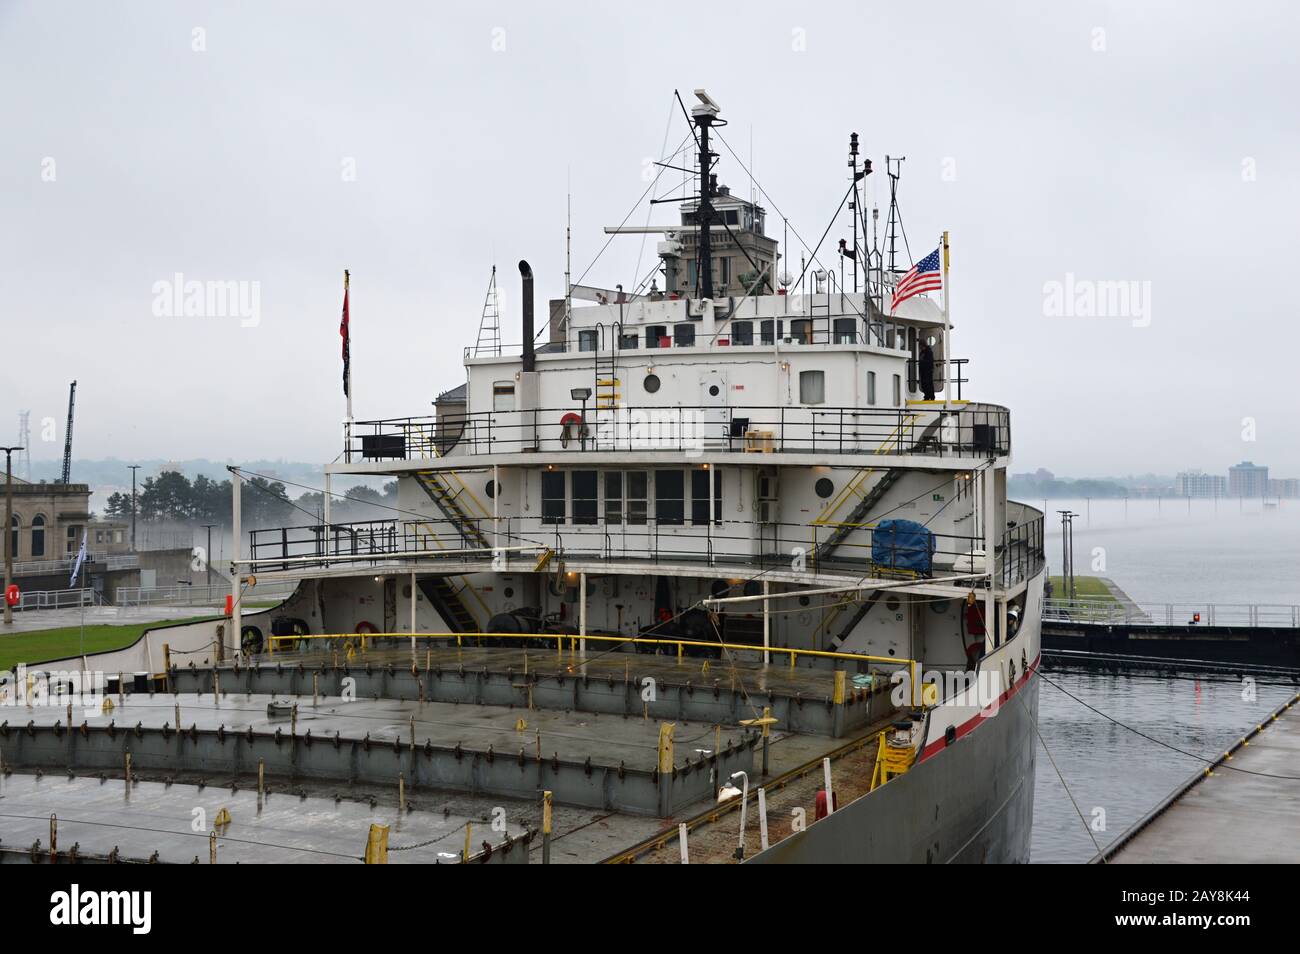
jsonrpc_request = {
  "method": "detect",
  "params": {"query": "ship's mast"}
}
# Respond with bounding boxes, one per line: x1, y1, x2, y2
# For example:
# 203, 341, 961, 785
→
690, 90, 720, 301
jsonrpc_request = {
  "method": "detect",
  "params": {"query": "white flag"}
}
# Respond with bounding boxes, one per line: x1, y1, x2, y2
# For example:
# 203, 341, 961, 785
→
69, 530, 88, 587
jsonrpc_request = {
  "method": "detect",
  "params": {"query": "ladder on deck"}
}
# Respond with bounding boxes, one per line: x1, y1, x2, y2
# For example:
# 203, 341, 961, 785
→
413, 471, 490, 551
417, 576, 481, 633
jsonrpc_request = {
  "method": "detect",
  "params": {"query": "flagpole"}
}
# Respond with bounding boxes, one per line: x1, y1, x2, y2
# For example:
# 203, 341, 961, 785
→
344, 269, 353, 423
941, 230, 951, 409
343, 269, 352, 461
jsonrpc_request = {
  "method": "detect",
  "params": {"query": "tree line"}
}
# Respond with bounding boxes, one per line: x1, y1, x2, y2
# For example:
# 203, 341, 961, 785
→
102, 472, 397, 528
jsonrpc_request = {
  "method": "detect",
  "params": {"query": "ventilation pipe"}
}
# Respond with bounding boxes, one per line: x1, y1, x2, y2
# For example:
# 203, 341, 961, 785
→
519, 260, 535, 372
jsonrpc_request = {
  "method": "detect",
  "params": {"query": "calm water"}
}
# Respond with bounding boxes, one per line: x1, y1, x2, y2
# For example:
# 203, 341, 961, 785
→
1029, 497, 1299, 862
1038, 496, 1300, 606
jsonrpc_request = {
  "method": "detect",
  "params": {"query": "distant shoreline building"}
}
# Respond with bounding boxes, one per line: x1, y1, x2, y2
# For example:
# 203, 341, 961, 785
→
1174, 470, 1226, 498
1228, 461, 1269, 498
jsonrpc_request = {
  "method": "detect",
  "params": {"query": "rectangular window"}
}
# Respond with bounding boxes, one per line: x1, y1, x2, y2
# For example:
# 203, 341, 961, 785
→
833, 317, 856, 344
867, 371, 877, 406
800, 370, 826, 405
655, 470, 684, 526
690, 469, 722, 525
790, 319, 812, 344
674, 323, 696, 347
493, 381, 515, 412
541, 471, 565, 524
618, 333, 638, 350
572, 470, 597, 525
730, 320, 753, 345
646, 325, 668, 349
578, 329, 598, 352
760, 319, 782, 345
893, 373, 902, 407
604, 472, 623, 525
626, 471, 648, 525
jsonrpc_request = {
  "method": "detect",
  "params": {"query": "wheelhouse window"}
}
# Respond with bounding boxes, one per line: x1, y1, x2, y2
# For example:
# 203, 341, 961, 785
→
690, 469, 722, 525
674, 323, 696, 347
572, 470, 597, 525
578, 329, 598, 352
646, 325, 668, 349
654, 470, 684, 526
799, 370, 826, 405
790, 319, 812, 344
493, 381, 515, 412
833, 317, 856, 344
618, 333, 638, 350
541, 470, 565, 524
730, 320, 753, 345
760, 319, 782, 345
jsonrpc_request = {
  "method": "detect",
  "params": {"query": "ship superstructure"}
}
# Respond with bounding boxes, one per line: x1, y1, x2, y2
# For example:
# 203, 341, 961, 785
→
224, 91, 1046, 863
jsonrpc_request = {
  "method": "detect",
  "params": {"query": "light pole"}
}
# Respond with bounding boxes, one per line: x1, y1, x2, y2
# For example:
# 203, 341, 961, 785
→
2, 445, 23, 626
128, 464, 141, 551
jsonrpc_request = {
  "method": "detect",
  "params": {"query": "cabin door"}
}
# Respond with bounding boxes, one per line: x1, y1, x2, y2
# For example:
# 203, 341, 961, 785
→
697, 370, 729, 448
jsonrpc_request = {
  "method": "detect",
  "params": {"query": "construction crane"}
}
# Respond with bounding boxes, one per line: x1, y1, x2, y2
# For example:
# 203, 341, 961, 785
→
60, 381, 76, 484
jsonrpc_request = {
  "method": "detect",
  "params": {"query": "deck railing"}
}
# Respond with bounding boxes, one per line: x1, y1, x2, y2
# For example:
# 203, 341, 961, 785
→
345, 403, 1010, 463
246, 512, 1045, 590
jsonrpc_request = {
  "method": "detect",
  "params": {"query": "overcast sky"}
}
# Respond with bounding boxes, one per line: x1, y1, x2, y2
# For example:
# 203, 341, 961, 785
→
3, 1, 1296, 478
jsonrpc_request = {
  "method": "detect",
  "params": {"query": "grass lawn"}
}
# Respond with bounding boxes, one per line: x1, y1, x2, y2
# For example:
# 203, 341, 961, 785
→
1048, 576, 1116, 601
0, 617, 217, 671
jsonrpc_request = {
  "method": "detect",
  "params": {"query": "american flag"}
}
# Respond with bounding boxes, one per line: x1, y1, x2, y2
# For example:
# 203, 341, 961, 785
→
890, 247, 943, 312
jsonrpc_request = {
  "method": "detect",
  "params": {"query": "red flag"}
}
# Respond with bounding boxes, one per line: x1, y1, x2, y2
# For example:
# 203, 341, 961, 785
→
340, 271, 350, 396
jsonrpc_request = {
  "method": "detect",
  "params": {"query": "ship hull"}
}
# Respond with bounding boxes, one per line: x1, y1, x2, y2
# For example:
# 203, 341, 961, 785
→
750, 643, 1041, 863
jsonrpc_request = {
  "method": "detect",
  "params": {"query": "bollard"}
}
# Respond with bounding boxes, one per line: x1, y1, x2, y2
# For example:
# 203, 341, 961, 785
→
542, 790, 553, 865
364, 823, 389, 864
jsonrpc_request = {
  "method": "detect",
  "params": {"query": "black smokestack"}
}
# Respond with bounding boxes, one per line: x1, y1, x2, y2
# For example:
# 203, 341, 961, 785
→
519, 260, 535, 372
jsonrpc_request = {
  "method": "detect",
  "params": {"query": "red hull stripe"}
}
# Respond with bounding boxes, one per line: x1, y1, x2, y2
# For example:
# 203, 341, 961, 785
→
918, 653, 1041, 762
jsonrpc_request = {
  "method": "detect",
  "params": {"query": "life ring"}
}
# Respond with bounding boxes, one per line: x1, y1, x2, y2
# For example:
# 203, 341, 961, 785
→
559, 412, 589, 448
355, 620, 379, 634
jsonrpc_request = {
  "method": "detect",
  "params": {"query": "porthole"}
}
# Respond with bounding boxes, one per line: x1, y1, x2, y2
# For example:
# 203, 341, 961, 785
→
504, 587, 514, 599
708, 385, 720, 397
815, 478, 834, 499
885, 596, 901, 612
798, 595, 811, 607
930, 599, 950, 615
485, 480, 500, 499
644, 373, 662, 394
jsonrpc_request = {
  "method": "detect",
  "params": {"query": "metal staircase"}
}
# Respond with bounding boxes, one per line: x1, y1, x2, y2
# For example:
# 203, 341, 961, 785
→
413, 471, 490, 551
417, 576, 481, 633
812, 413, 948, 565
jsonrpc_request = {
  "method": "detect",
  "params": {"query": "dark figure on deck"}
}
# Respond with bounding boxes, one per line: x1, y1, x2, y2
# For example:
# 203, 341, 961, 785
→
919, 341, 936, 400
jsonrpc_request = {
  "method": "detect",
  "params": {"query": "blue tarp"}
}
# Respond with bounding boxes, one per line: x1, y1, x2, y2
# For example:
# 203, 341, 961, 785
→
871, 519, 935, 574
